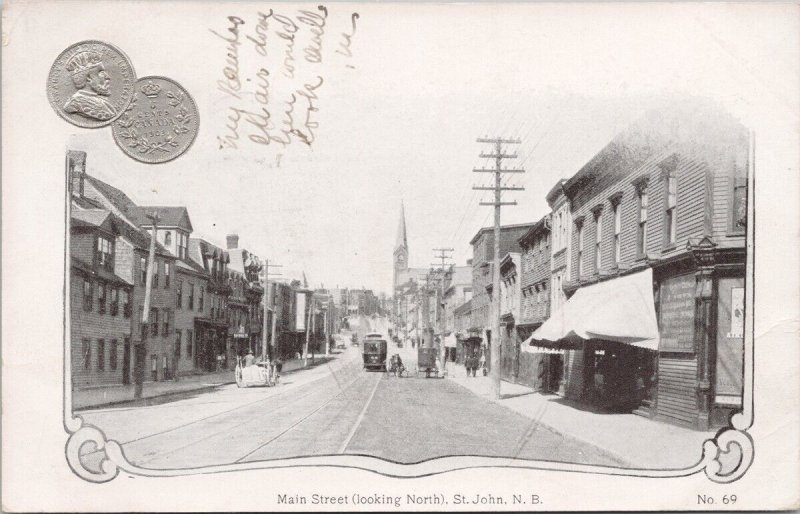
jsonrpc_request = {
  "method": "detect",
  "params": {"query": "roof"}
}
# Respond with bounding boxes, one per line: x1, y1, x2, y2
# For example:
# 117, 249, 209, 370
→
132, 206, 193, 232
82, 175, 172, 257
469, 222, 537, 246
84, 175, 140, 223
454, 299, 472, 315
72, 209, 112, 228
229, 248, 262, 274
518, 214, 552, 247
562, 101, 747, 199
189, 238, 230, 272
545, 179, 567, 206
71, 256, 132, 287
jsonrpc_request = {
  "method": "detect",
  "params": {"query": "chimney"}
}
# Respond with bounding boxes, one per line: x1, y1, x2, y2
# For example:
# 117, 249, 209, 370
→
226, 234, 239, 249
67, 150, 86, 197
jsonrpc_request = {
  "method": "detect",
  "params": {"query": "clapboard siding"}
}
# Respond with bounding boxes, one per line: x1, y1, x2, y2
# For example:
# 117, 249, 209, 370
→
712, 172, 731, 238
656, 356, 698, 424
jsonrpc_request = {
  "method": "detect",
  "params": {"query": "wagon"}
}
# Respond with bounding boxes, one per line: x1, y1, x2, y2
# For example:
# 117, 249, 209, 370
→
416, 347, 441, 378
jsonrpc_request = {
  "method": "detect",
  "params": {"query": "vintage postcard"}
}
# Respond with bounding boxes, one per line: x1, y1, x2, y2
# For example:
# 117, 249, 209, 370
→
2, 1, 799, 511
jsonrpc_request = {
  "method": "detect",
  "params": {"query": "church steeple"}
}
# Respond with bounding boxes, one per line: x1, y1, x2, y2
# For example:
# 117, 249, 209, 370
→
393, 201, 409, 289
395, 200, 408, 252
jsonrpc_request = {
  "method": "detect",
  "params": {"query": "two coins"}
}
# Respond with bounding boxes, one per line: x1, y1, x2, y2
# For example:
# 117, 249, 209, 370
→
47, 40, 198, 164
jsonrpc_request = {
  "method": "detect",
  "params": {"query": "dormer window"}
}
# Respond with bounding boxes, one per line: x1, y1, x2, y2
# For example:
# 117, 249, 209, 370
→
164, 231, 172, 247
176, 232, 188, 259
97, 235, 113, 270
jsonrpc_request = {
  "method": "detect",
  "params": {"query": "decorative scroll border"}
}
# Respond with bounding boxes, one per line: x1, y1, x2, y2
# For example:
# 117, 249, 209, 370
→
62, 133, 756, 484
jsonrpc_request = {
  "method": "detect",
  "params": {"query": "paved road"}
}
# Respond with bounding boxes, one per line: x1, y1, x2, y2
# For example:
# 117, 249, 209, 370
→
78, 337, 622, 471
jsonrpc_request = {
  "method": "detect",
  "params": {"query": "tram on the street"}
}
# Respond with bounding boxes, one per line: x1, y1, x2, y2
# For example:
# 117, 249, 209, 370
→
362, 338, 387, 371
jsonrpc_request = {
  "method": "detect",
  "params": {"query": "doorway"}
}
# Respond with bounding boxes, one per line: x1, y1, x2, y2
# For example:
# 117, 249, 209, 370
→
122, 337, 131, 384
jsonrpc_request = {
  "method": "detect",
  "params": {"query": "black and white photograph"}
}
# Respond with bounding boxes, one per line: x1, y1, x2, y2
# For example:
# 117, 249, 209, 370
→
2, 1, 799, 511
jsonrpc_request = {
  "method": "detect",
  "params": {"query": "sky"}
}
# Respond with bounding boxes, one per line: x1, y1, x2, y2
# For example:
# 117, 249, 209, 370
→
53, 2, 797, 295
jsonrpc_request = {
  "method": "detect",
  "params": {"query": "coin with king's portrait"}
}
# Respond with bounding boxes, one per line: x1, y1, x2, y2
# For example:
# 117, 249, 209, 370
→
47, 41, 136, 128
112, 76, 199, 164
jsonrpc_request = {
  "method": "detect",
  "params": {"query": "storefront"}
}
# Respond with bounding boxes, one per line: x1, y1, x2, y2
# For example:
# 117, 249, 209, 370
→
194, 319, 228, 372
529, 268, 660, 411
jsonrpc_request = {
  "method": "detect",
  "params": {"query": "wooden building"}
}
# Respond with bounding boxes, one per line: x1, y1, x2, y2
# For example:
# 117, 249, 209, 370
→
69, 208, 133, 387
532, 102, 749, 429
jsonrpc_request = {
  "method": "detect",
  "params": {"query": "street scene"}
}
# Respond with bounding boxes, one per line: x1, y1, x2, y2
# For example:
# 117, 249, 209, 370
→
78, 320, 625, 471
68, 100, 749, 472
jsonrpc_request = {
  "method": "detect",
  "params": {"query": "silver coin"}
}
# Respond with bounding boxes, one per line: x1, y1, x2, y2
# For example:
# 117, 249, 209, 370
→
47, 40, 136, 128
112, 76, 199, 164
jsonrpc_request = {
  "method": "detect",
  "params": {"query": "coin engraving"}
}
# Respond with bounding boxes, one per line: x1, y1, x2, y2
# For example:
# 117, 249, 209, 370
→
47, 41, 136, 128
112, 76, 199, 164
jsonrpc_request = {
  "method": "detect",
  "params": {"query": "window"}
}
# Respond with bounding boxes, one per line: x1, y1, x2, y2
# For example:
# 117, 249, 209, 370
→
162, 309, 170, 336
613, 202, 622, 265
110, 339, 118, 370
186, 329, 193, 357
198, 286, 204, 312
175, 330, 182, 358
733, 176, 747, 231
177, 232, 188, 259
83, 278, 93, 311
637, 184, 648, 256
152, 260, 159, 288
140, 257, 147, 285
665, 172, 677, 245
122, 290, 131, 318
594, 210, 603, 272
110, 287, 119, 316
164, 262, 171, 288
97, 339, 105, 371
97, 236, 113, 270
188, 283, 195, 309
176, 280, 183, 309
151, 308, 159, 336
164, 231, 172, 246
82, 339, 91, 370
577, 222, 584, 277
97, 282, 107, 314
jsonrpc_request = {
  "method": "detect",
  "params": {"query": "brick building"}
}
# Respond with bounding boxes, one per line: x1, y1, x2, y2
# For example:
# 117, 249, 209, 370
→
226, 234, 265, 361
468, 223, 535, 369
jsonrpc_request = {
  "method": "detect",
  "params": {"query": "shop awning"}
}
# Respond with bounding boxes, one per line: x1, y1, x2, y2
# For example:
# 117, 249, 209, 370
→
522, 345, 565, 354
526, 268, 660, 350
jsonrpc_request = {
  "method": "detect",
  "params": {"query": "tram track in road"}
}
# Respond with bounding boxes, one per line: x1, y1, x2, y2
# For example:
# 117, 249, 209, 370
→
234, 370, 379, 463
80, 356, 362, 459
131, 364, 376, 467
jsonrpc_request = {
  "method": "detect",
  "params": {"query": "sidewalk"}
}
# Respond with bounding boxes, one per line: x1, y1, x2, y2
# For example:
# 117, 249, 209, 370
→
73, 352, 342, 410
445, 362, 715, 469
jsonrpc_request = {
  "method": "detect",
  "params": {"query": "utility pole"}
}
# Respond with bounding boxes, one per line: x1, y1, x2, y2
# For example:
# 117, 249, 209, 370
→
261, 260, 282, 364
474, 136, 524, 400
303, 292, 313, 367
431, 248, 454, 368
136, 211, 160, 398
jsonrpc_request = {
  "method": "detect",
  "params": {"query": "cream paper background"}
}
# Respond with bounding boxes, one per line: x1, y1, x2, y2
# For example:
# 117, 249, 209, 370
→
2, 1, 799, 510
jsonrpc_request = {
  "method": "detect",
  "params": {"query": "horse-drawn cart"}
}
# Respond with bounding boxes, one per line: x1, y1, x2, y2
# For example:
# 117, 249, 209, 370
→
416, 347, 442, 378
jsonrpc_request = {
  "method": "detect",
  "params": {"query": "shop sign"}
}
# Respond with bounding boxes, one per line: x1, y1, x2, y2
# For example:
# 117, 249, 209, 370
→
659, 273, 695, 352
716, 278, 745, 399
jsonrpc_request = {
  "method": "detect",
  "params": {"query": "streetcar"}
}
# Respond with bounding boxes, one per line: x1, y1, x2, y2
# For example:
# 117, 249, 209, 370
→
362, 338, 387, 371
